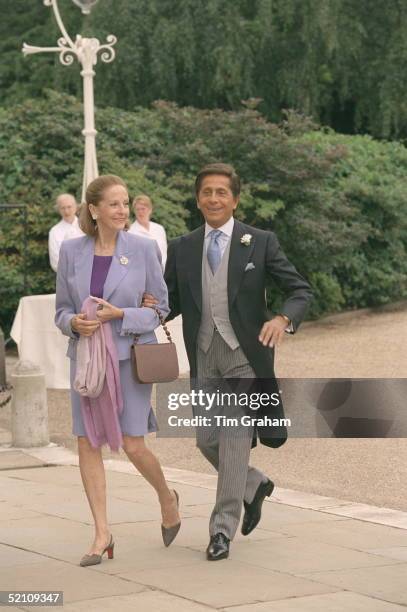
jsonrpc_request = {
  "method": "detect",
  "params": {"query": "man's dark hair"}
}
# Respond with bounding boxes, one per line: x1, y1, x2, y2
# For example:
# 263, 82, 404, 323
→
195, 163, 241, 198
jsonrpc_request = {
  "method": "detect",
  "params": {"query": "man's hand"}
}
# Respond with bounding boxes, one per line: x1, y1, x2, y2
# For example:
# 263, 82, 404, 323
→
259, 315, 290, 348
142, 292, 159, 308
91, 297, 124, 322
71, 313, 100, 337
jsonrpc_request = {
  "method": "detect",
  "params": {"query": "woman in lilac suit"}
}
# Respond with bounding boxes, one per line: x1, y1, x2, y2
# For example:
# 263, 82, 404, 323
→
55, 175, 180, 566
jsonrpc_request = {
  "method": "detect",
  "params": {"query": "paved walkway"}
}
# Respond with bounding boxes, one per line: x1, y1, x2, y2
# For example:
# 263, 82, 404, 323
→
4, 305, 407, 512
1, 441, 406, 611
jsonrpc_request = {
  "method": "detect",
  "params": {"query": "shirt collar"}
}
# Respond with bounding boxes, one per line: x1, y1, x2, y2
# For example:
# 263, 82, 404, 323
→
60, 216, 79, 227
204, 216, 234, 238
134, 220, 150, 234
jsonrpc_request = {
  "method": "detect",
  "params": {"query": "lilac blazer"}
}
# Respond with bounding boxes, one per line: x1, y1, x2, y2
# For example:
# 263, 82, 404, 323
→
55, 230, 169, 361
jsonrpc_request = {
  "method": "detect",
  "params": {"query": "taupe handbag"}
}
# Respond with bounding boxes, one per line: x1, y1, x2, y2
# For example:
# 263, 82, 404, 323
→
131, 308, 179, 383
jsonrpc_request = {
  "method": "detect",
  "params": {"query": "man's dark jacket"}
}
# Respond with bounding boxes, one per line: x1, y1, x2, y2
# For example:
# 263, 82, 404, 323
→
164, 219, 313, 448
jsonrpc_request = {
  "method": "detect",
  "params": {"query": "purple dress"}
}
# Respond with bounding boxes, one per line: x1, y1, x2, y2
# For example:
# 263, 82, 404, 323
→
90, 255, 112, 298
70, 255, 158, 440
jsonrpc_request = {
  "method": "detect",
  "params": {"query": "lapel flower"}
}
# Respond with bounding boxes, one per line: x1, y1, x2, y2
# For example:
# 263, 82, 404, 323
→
240, 234, 252, 246
119, 256, 129, 265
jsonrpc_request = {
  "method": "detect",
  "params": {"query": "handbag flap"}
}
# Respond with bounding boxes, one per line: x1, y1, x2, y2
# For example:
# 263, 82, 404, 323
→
131, 342, 179, 383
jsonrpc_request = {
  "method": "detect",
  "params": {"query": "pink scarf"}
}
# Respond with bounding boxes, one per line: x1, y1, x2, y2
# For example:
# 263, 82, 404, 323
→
74, 297, 123, 451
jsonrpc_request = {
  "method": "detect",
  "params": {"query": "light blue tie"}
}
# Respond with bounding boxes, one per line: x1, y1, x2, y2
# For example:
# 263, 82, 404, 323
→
207, 229, 223, 275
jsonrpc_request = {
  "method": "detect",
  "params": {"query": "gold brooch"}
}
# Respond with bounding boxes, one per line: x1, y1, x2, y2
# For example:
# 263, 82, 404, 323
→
119, 256, 129, 265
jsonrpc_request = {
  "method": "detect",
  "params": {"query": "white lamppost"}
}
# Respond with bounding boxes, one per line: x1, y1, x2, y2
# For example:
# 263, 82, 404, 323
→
22, 0, 117, 202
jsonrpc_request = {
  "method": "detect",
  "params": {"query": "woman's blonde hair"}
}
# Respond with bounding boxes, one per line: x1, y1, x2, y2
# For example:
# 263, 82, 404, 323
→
79, 174, 128, 236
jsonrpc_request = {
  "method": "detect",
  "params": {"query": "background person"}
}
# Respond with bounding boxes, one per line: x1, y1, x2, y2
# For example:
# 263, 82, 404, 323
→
128, 194, 168, 269
55, 175, 180, 567
48, 193, 83, 272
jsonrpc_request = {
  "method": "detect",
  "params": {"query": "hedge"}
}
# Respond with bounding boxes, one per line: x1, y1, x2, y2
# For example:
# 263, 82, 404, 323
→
0, 90, 406, 334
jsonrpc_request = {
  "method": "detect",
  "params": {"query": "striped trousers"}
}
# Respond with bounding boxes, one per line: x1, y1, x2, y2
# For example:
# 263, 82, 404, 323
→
195, 330, 266, 540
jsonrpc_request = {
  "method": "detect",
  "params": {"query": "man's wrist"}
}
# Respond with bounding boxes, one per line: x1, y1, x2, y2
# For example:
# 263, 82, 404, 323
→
277, 314, 291, 326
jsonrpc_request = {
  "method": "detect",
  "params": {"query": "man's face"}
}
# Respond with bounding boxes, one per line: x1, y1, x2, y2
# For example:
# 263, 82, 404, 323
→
197, 174, 239, 228
58, 197, 77, 222
135, 201, 152, 223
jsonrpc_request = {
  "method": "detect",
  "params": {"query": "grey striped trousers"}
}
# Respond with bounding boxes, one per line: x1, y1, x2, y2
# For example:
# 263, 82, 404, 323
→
195, 331, 266, 540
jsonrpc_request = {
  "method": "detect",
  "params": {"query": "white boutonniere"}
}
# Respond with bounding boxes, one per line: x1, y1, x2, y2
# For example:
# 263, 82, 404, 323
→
240, 234, 252, 246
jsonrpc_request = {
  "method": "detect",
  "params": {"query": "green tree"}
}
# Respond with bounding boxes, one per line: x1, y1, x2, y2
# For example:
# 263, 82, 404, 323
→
2, 0, 407, 137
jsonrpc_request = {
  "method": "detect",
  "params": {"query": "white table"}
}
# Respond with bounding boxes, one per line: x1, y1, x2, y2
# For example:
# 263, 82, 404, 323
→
10, 294, 189, 389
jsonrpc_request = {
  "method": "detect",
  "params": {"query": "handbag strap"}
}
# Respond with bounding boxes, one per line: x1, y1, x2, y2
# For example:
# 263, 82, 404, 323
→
132, 307, 173, 345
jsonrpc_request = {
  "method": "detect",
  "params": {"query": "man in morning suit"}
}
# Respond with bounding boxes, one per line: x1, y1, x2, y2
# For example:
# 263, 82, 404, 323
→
144, 163, 313, 560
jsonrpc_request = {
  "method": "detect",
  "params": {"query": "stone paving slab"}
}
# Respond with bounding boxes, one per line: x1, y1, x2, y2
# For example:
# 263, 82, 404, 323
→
297, 563, 407, 607
0, 450, 46, 470
0, 543, 47, 569
0, 516, 98, 562
367, 547, 407, 562
118, 559, 338, 608
21, 591, 213, 612
110, 480, 218, 506
2, 465, 145, 489
90, 538, 204, 575
23, 491, 166, 525
0, 501, 43, 521
228, 537, 401, 575
0, 560, 144, 604
0, 465, 84, 487
248, 500, 351, 528
270, 517, 407, 550
222, 591, 407, 611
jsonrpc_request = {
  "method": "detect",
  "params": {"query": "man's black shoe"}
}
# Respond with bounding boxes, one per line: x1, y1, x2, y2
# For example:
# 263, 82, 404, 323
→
241, 479, 274, 536
206, 533, 230, 561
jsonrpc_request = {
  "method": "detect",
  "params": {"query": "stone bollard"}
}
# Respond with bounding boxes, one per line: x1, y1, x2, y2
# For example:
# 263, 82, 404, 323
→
11, 360, 49, 447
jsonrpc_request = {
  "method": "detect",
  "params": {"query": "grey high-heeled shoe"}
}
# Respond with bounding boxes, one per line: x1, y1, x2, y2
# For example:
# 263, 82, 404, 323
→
161, 490, 181, 547
79, 534, 114, 567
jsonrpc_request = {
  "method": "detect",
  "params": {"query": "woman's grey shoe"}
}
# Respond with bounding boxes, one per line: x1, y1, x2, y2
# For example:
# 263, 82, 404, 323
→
79, 534, 114, 567
161, 490, 181, 547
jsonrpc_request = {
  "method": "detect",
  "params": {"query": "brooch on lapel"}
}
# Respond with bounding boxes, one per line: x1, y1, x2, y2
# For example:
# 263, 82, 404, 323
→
240, 234, 252, 246
119, 256, 129, 265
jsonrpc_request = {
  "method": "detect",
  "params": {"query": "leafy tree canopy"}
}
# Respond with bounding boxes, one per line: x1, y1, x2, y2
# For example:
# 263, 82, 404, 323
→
2, 0, 407, 137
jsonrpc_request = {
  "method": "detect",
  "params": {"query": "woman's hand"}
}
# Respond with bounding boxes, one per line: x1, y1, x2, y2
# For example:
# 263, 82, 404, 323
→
91, 297, 124, 322
142, 292, 159, 308
71, 313, 100, 337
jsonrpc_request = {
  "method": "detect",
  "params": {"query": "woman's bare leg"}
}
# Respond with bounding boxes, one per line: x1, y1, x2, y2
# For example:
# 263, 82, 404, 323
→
122, 435, 180, 527
78, 436, 111, 553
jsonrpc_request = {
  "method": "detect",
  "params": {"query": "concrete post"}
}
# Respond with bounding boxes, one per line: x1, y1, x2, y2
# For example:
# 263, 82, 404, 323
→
11, 360, 49, 447
0, 327, 6, 387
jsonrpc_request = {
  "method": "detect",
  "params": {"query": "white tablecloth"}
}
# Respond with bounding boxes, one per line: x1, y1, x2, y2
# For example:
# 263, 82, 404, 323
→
10, 294, 189, 389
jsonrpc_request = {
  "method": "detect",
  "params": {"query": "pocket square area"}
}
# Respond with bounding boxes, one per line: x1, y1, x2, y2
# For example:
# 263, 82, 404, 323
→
245, 262, 255, 271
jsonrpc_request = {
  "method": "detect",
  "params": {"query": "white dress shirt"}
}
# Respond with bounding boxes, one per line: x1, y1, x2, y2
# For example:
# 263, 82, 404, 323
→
128, 220, 168, 270
48, 217, 83, 272
204, 216, 234, 257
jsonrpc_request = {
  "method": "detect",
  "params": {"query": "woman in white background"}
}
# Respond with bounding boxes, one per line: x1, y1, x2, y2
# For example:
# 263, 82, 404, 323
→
128, 195, 167, 269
